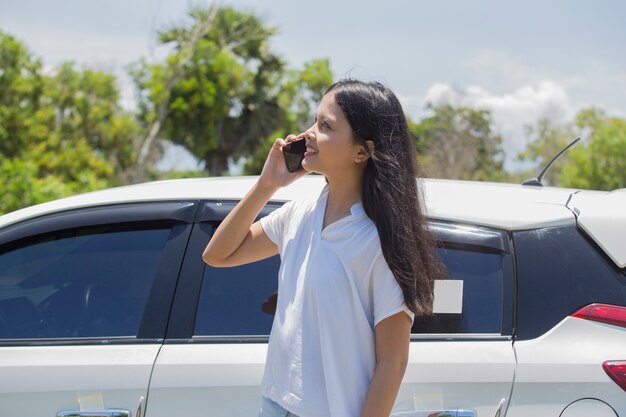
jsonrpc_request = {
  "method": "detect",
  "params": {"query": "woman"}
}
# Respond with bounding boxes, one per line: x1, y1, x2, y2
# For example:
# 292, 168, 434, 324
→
203, 79, 439, 417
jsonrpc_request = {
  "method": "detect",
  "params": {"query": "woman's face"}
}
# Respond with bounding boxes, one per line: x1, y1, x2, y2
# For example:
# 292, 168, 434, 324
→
301, 92, 364, 176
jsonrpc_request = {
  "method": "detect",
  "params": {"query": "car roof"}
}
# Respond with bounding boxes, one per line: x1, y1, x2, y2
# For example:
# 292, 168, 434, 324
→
0, 175, 577, 231
2, 175, 624, 267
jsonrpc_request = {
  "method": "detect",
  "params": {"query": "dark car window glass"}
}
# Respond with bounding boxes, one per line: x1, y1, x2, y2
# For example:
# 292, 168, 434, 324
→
411, 247, 503, 334
194, 240, 503, 337
515, 225, 626, 340
194, 256, 280, 336
0, 225, 171, 339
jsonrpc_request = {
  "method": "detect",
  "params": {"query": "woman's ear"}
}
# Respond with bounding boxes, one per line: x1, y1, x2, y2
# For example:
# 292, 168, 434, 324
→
354, 140, 375, 163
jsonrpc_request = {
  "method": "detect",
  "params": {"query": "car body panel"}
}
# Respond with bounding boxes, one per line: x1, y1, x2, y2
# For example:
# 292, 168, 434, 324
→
145, 339, 515, 417
395, 339, 515, 416
508, 317, 626, 417
0, 344, 159, 415
1, 176, 624, 416
568, 189, 626, 268
0, 202, 194, 416
146, 343, 267, 417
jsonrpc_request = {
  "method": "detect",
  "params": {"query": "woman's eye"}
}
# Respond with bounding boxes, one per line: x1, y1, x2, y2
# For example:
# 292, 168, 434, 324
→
313, 116, 330, 130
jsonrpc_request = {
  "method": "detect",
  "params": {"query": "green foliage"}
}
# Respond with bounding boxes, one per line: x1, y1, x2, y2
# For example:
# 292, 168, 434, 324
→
134, 6, 333, 177
411, 104, 505, 181
44, 62, 139, 179
520, 108, 626, 190
0, 158, 47, 213
518, 118, 575, 186
0, 31, 139, 214
243, 59, 333, 175
3, 4, 624, 218
132, 6, 280, 176
560, 109, 626, 190
1, 10, 333, 213
0, 154, 97, 214
0, 31, 47, 156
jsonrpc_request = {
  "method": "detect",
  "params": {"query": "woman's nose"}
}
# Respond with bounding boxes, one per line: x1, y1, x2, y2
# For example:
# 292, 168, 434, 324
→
303, 128, 315, 140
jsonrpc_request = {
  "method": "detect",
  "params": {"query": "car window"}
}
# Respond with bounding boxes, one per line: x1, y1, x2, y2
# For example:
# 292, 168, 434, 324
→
194, 256, 280, 336
193, 223, 505, 337
411, 247, 503, 334
514, 225, 626, 340
0, 224, 172, 339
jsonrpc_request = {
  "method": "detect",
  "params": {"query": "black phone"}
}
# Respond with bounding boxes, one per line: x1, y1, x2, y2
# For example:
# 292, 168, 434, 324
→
282, 138, 306, 172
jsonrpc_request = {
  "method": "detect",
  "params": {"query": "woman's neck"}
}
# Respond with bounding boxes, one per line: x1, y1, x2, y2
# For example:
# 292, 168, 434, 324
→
325, 173, 363, 215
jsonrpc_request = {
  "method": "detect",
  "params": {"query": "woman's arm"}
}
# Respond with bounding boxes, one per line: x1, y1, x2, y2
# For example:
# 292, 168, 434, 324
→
359, 311, 412, 417
202, 135, 308, 267
202, 181, 279, 267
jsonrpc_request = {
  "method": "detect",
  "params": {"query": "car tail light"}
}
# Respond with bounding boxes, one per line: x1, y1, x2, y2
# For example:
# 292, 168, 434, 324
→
603, 361, 626, 392
572, 303, 626, 328
573, 305, 626, 392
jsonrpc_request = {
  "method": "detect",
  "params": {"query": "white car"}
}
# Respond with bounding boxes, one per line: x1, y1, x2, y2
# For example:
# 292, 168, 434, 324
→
0, 176, 624, 417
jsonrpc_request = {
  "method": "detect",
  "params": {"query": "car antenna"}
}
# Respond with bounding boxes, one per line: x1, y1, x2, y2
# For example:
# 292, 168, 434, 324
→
522, 137, 581, 187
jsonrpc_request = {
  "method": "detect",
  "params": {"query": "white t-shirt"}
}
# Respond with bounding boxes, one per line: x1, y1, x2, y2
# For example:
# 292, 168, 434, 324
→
260, 184, 414, 417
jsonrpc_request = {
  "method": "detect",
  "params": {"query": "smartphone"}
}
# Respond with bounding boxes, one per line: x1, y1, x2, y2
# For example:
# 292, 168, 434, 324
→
282, 138, 306, 172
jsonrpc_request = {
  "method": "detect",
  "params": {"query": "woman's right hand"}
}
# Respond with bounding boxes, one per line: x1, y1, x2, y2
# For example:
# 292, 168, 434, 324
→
258, 134, 309, 191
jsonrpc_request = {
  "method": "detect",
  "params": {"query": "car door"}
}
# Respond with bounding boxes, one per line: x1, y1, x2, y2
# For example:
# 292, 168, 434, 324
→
392, 222, 516, 417
147, 203, 515, 417
0, 202, 195, 416
146, 201, 281, 417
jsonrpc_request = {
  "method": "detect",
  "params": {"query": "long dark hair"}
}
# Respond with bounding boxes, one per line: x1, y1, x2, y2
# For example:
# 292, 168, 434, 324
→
326, 79, 441, 316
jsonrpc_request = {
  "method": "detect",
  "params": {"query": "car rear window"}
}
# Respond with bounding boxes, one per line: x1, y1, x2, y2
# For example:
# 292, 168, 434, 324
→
514, 224, 626, 340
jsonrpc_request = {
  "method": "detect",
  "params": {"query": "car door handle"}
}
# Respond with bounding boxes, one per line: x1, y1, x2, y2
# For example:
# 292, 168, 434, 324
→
56, 409, 131, 417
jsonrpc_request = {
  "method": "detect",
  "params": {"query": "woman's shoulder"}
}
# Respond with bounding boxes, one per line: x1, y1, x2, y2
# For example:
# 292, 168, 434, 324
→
295, 182, 328, 208
276, 184, 325, 220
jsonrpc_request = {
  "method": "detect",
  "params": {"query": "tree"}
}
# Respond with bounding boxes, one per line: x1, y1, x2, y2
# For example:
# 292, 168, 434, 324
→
0, 158, 47, 214
43, 62, 139, 184
519, 109, 626, 190
411, 104, 505, 181
133, 5, 287, 177
0, 30, 47, 156
0, 32, 138, 214
518, 118, 575, 186
560, 109, 626, 190
131, 3, 220, 183
1, 9, 333, 214
242, 58, 333, 175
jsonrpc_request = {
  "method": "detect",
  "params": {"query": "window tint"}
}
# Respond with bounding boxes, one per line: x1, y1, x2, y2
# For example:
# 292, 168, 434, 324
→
411, 247, 503, 335
194, 256, 280, 336
0, 225, 171, 339
194, 244, 504, 337
515, 225, 626, 340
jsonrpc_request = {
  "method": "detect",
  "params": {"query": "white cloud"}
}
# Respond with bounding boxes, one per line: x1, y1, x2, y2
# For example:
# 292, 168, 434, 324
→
420, 81, 578, 171
462, 50, 626, 119
426, 81, 574, 131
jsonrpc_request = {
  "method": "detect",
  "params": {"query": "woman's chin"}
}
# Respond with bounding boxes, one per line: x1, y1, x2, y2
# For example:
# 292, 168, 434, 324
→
301, 160, 314, 172
302, 162, 323, 175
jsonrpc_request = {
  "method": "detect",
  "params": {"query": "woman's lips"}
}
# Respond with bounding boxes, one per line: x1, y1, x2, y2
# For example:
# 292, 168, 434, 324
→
305, 145, 318, 157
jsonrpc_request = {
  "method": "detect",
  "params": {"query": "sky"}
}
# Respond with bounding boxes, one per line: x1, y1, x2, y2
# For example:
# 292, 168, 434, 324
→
1, 0, 625, 172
